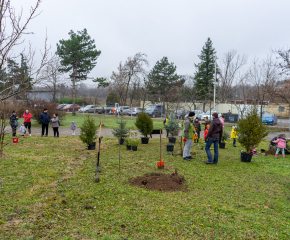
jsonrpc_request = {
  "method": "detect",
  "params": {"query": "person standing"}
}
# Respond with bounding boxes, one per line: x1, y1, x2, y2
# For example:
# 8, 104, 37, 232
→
231, 126, 237, 147
204, 116, 211, 130
193, 117, 201, 143
182, 112, 195, 161
163, 115, 170, 137
23, 109, 32, 136
71, 121, 76, 136
204, 112, 223, 164
39, 108, 50, 137
51, 113, 60, 137
10, 111, 18, 137
220, 115, 225, 128
273, 134, 286, 158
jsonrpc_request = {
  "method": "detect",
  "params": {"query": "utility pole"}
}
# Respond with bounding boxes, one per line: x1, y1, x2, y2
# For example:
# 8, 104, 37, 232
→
213, 56, 217, 112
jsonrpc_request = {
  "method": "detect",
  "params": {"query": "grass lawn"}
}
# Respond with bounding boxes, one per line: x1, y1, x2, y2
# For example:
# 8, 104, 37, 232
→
0, 136, 290, 239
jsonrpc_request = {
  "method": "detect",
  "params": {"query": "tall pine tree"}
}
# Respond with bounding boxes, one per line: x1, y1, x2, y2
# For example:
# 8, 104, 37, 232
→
56, 29, 101, 115
147, 57, 184, 112
194, 38, 217, 111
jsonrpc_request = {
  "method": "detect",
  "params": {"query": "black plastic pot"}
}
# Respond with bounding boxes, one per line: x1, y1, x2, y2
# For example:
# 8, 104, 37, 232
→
132, 146, 138, 151
166, 144, 174, 152
241, 152, 253, 162
88, 142, 96, 150
119, 139, 125, 145
141, 137, 149, 144
169, 137, 176, 144
219, 142, 226, 149
127, 145, 131, 150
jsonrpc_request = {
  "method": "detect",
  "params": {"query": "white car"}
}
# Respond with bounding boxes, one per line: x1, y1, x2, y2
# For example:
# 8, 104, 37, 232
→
184, 110, 204, 119
200, 111, 221, 120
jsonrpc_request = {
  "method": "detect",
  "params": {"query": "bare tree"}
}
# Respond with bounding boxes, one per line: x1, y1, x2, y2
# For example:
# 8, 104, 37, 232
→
110, 63, 127, 104
0, 0, 53, 102
218, 50, 247, 102
273, 47, 290, 75
180, 75, 199, 111
42, 56, 64, 100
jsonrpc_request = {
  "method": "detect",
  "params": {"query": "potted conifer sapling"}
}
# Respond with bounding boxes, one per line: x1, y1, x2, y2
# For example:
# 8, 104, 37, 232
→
112, 117, 129, 145
79, 115, 98, 150
236, 106, 268, 162
135, 112, 153, 144
131, 139, 139, 151
219, 131, 230, 149
165, 113, 180, 144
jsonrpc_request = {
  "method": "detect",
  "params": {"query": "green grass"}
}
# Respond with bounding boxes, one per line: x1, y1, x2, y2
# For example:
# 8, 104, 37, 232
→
0, 136, 290, 239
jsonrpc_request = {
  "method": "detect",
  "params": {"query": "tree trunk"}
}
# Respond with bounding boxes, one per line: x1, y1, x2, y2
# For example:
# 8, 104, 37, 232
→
72, 74, 76, 116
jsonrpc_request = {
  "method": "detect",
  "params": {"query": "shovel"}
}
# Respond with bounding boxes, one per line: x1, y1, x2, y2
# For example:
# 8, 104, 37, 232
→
158, 128, 164, 169
94, 124, 102, 182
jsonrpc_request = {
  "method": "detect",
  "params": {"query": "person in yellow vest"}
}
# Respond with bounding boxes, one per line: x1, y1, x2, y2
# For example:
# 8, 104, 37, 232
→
231, 126, 238, 147
182, 112, 196, 161
163, 115, 170, 137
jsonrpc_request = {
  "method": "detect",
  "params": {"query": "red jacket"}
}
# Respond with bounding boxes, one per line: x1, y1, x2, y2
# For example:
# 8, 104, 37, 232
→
204, 129, 208, 139
23, 113, 32, 123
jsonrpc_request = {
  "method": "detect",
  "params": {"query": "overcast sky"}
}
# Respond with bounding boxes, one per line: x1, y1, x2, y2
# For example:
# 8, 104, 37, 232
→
14, 0, 290, 85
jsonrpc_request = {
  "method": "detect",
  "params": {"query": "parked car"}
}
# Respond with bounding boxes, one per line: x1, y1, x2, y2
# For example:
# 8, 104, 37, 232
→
184, 110, 204, 119
127, 107, 144, 116
145, 105, 165, 118
63, 104, 81, 112
78, 105, 103, 113
200, 111, 221, 120
174, 109, 189, 119
262, 113, 277, 125
56, 104, 67, 110
117, 106, 130, 114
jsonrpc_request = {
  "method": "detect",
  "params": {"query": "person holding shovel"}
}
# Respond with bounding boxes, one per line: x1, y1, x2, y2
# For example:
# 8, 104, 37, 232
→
182, 112, 195, 161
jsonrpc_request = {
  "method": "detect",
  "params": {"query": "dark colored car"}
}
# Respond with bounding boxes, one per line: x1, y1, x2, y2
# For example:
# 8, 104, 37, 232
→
145, 105, 165, 118
63, 104, 81, 112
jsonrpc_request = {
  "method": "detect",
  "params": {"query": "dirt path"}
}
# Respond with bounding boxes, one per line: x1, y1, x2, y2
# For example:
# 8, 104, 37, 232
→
9, 127, 287, 140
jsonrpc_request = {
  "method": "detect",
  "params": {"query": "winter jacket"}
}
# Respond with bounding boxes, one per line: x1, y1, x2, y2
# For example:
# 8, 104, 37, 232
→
71, 124, 76, 130
219, 117, 225, 128
204, 129, 208, 139
206, 117, 223, 140
273, 137, 286, 149
10, 114, 17, 127
23, 113, 32, 123
51, 117, 60, 128
193, 121, 201, 132
183, 118, 195, 139
163, 118, 169, 126
19, 125, 26, 134
39, 111, 51, 125
231, 128, 237, 139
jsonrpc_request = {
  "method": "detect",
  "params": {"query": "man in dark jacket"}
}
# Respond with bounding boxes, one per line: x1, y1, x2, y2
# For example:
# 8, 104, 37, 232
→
204, 112, 223, 164
39, 108, 51, 137
10, 111, 18, 137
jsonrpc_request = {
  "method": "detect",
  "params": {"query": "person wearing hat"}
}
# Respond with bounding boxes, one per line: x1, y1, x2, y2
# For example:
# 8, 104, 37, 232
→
39, 108, 51, 137
204, 112, 223, 164
10, 110, 18, 137
182, 111, 196, 161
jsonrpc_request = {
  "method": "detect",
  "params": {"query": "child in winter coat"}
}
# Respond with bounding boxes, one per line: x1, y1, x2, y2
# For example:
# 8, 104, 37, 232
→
19, 123, 26, 137
231, 126, 237, 147
273, 134, 286, 158
71, 121, 76, 136
204, 124, 210, 142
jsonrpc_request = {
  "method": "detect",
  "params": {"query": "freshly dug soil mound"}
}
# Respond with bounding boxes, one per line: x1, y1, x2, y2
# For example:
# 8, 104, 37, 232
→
265, 149, 276, 156
129, 170, 185, 192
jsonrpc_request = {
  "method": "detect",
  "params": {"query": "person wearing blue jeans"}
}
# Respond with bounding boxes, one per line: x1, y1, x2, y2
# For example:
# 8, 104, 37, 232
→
204, 112, 223, 164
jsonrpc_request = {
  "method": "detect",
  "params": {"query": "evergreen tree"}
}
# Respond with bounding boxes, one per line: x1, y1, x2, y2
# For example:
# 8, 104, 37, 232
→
194, 38, 217, 111
164, 112, 180, 137
147, 57, 184, 111
236, 106, 268, 153
106, 91, 119, 104
56, 29, 101, 115
6, 59, 20, 95
19, 54, 33, 91
112, 117, 129, 140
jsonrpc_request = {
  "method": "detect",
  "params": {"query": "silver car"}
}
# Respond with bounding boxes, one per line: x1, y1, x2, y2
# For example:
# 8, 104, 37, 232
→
127, 107, 144, 116
78, 105, 103, 113
117, 106, 131, 114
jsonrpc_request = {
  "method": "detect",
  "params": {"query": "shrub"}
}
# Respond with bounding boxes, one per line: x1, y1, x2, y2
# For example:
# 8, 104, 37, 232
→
236, 106, 268, 153
130, 139, 139, 147
135, 112, 153, 138
164, 112, 180, 137
29, 100, 66, 124
79, 115, 98, 145
112, 117, 129, 140
221, 131, 230, 142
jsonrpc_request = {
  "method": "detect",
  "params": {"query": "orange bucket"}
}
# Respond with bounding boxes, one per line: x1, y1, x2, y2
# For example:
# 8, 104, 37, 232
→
12, 138, 18, 143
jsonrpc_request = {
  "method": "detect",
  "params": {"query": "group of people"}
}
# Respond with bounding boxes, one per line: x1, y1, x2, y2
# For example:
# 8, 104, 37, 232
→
182, 111, 224, 164
9, 108, 76, 137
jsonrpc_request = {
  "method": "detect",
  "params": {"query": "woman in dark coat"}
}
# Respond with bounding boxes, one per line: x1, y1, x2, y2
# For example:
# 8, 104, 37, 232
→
10, 111, 18, 137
